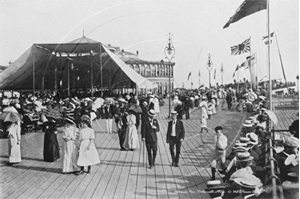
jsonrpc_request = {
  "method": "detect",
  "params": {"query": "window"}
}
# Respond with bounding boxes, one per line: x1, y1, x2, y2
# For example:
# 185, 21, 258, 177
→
134, 64, 140, 74
140, 65, 145, 76
145, 65, 151, 76
130, 64, 134, 70
162, 65, 166, 76
151, 65, 156, 76
166, 65, 169, 76
158, 65, 162, 76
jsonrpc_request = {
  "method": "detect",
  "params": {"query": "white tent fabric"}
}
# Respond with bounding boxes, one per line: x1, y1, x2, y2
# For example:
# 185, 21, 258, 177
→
103, 45, 156, 89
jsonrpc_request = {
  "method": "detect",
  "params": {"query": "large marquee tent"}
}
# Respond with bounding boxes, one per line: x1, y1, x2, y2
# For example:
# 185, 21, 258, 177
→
0, 36, 154, 93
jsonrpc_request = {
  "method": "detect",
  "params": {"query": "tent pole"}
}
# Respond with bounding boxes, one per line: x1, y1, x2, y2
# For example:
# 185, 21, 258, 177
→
55, 54, 59, 95
68, 62, 70, 97
91, 57, 93, 97
32, 45, 35, 98
99, 44, 103, 96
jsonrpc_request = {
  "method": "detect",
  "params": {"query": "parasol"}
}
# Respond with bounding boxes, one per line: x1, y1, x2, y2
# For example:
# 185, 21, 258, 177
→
2, 106, 18, 113
0, 112, 21, 123
128, 104, 142, 113
265, 110, 278, 126
42, 108, 62, 119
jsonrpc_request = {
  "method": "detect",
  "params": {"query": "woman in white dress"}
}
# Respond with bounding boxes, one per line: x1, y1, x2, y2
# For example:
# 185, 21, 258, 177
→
7, 122, 21, 164
123, 111, 139, 151
76, 115, 100, 175
153, 97, 160, 114
211, 95, 217, 115
62, 116, 80, 174
199, 96, 209, 137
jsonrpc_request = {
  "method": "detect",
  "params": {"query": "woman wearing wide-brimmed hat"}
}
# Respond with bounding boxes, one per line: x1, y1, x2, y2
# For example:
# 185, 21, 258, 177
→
62, 116, 80, 174
42, 115, 60, 162
76, 115, 100, 174
122, 110, 139, 151
199, 96, 209, 137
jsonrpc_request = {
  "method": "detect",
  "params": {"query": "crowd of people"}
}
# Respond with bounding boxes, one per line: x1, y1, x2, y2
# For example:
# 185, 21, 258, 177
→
0, 85, 298, 198
205, 107, 299, 198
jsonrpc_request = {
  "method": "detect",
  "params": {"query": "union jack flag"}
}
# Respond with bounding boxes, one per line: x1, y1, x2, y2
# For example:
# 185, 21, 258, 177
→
231, 37, 251, 55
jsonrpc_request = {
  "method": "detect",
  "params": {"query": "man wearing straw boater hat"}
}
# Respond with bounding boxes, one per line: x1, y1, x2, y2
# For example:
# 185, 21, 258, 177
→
141, 109, 160, 169
166, 111, 185, 167
211, 126, 227, 180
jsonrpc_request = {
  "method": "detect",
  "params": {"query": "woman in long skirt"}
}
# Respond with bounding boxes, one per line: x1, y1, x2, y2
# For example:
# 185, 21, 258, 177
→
62, 116, 79, 174
42, 117, 60, 162
7, 122, 21, 164
199, 96, 209, 143
123, 111, 139, 151
76, 115, 100, 174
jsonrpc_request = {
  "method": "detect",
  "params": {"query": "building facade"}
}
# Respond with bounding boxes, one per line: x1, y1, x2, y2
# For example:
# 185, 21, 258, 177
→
107, 44, 175, 96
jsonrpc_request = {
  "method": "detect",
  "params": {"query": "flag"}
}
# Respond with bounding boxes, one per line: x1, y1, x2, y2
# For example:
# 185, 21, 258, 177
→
242, 53, 257, 85
214, 69, 216, 79
187, 72, 191, 80
262, 32, 275, 44
231, 37, 251, 55
223, 0, 267, 29
232, 65, 240, 77
198, 70, 201, 77
243, 53, 257, 70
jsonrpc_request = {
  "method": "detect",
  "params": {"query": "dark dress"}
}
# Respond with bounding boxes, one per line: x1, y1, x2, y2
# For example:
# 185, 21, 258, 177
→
42, 121, 60, 162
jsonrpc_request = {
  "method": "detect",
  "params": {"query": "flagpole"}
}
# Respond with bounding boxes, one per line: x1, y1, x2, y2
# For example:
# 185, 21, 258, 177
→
238, 69, 240, 91
267, 0, 272, 111
275, 33, 289, 92
198, 71, 200, 88
249, 37, 253, 90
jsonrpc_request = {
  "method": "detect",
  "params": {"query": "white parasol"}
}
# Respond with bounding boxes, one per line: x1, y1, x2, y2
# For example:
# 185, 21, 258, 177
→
265, 110, 278, 126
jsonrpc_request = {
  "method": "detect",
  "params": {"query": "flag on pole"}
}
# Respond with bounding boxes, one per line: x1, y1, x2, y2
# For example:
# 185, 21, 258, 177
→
198, 70, 201, 77
214, 69, 216, 79
262, 32, 275, 44
223, 0, 267, 29
232, 65, 240, 77
187, 72, 191, 80
231, 37, 251, 55
244, 53, 257, 70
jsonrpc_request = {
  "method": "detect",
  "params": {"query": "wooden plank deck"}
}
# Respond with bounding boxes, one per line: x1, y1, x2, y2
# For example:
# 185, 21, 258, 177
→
0, 101, 247, 199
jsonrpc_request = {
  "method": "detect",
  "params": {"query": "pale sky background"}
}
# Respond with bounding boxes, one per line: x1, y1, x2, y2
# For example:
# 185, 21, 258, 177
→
0, 0, 299, 88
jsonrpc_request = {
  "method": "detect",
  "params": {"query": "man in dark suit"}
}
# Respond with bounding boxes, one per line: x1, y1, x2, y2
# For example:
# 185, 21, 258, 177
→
166, 111, 185, 167
141, 109, 160, 169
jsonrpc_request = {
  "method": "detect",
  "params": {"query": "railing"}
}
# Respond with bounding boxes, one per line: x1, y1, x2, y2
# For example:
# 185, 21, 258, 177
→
264, 120, 284, 199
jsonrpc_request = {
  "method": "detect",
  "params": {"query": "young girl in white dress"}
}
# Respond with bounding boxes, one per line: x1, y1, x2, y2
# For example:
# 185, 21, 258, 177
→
76, 115, 100, 174
62, 116, 79, 174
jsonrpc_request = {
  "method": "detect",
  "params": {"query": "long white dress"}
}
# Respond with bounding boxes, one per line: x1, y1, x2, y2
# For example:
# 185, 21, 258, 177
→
77, 127, 100, 166
199, 101, 208, 128
211, 98, 217, 114
153, 98, 160, 113
7, 123, 21, 163
123, 114, 140, 150
62, 125, 79, 173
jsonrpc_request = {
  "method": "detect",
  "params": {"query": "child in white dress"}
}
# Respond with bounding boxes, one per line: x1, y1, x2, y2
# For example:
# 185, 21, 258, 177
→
76, 115, 100, 175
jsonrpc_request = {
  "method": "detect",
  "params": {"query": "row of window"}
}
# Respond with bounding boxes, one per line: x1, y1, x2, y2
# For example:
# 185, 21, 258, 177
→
128, 64, 174, 77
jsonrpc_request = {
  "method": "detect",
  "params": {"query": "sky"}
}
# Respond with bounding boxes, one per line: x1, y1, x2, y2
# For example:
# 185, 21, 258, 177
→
0, 0, 299, 88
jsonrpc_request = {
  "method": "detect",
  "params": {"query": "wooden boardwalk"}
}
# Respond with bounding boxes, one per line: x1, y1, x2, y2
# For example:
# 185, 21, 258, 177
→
0, 103, 246, 199
273, 109, 298, 131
